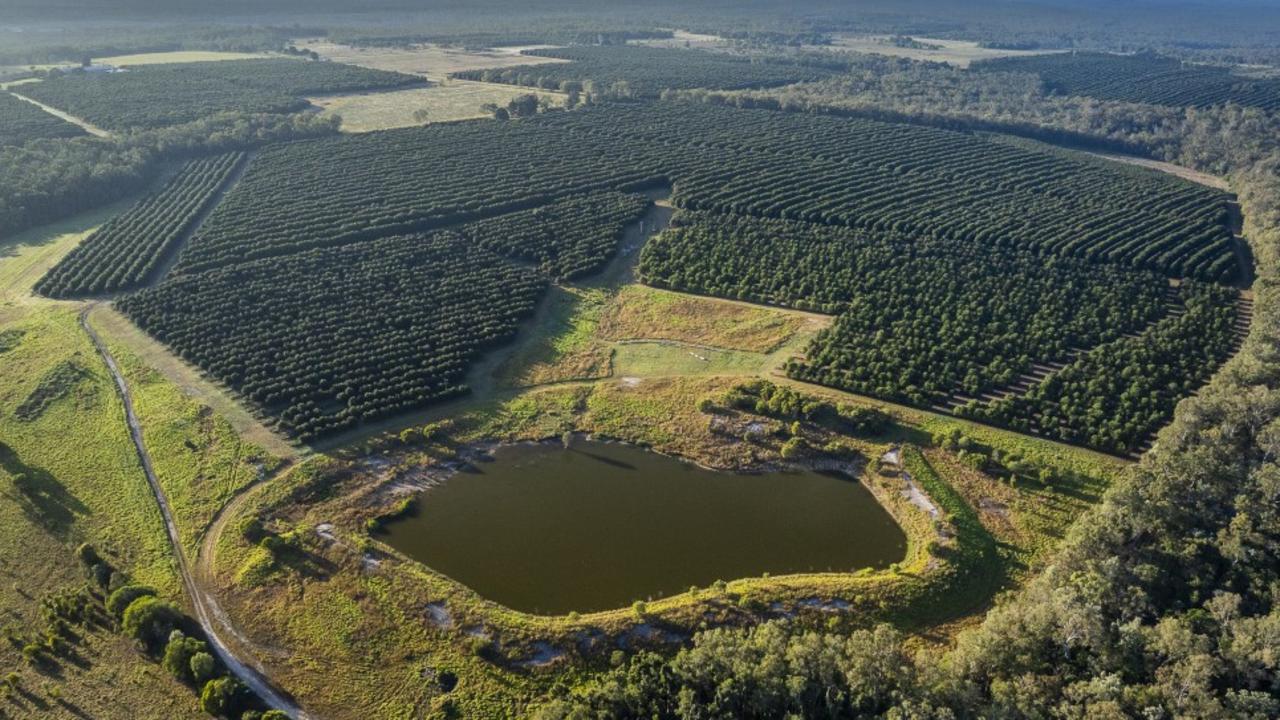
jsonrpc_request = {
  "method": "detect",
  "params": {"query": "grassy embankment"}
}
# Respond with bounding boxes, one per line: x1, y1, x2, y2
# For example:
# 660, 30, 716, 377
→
0, 200, 281, 718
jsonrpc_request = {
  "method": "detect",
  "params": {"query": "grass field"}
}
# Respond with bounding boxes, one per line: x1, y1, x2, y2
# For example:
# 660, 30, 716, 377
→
0, 305, 178, 592
298, 40, 568, 78
0, 195, 144, 309
598, 284, 822, 352
310, 79, 564, 132
0, 178, 305, 717
630, 29, 727, 50
611, 341, 768, 377
95, 51, 281, 66
821, 35, 1060, 67
495, 263, 825, 388
90, 306, 285, 555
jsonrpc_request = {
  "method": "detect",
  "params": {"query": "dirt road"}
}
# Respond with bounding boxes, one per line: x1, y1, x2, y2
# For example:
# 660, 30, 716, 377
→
80, 304, 310, 720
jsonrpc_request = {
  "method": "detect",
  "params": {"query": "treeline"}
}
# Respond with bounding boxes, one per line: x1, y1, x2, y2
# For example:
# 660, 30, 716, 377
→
0, 112, 338, 241
975, 52, 1280, 112
178, 101, 1236, 281
678, 52, 1280, 175
0, 92, 85, 146
37, 152, 245, 297
452, 45, 839, 98
20, 59, 421, 131
333, 29, 672, 50
0, 24, 316, 66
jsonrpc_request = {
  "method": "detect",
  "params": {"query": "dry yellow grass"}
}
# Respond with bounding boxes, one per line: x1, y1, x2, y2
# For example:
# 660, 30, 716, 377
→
631, 29, 728, 50
599, 284, 823, 353
821, 35, 1061, 68
94, 50, 281, 66
298, 39, 567, 78
309, 79, 563, 132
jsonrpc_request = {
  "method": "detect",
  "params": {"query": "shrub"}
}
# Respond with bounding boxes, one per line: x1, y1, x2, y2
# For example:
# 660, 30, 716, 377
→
190, 652, 217, 684
162, 631, 209, 683
121, 596, 183, 651
106, 585, 157, 620
200, 676, 249, 718
780, 437, 806, 459
75, 543, 101, 567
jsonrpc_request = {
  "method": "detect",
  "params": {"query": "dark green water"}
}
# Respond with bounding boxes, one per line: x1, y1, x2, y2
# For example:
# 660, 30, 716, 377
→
382, 441, 907, 615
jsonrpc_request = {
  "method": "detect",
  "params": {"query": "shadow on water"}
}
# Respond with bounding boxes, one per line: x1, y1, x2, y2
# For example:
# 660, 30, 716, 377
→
813, 469, 861, 484
571, 448, 638, 471
0, 444, 89, 537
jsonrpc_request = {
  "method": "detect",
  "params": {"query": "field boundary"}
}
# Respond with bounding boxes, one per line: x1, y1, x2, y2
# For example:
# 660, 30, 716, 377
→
150, 150, 257, 285
8, 89, 112, 138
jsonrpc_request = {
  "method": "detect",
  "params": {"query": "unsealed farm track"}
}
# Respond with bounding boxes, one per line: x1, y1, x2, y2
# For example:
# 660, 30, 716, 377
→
80, 305, 310, 719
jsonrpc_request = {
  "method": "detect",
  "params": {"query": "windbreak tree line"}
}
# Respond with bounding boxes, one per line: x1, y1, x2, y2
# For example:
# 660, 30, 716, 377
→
18, 59, 422, 131
36, 151, 246, 297
178, 101, 1238, 282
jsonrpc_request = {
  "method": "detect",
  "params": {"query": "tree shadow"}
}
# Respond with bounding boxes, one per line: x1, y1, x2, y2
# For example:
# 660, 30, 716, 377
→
0, 445, 89, 538
55, 698, 94, 720
273, 543, 339, 581
10, 686, 53, 713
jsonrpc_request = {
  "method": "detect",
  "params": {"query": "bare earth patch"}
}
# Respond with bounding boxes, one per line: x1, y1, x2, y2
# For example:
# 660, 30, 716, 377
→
297, 39, 569, 78
598, 284, 816, 353
310, 80, 564, 132
817, 35, 1063, 68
